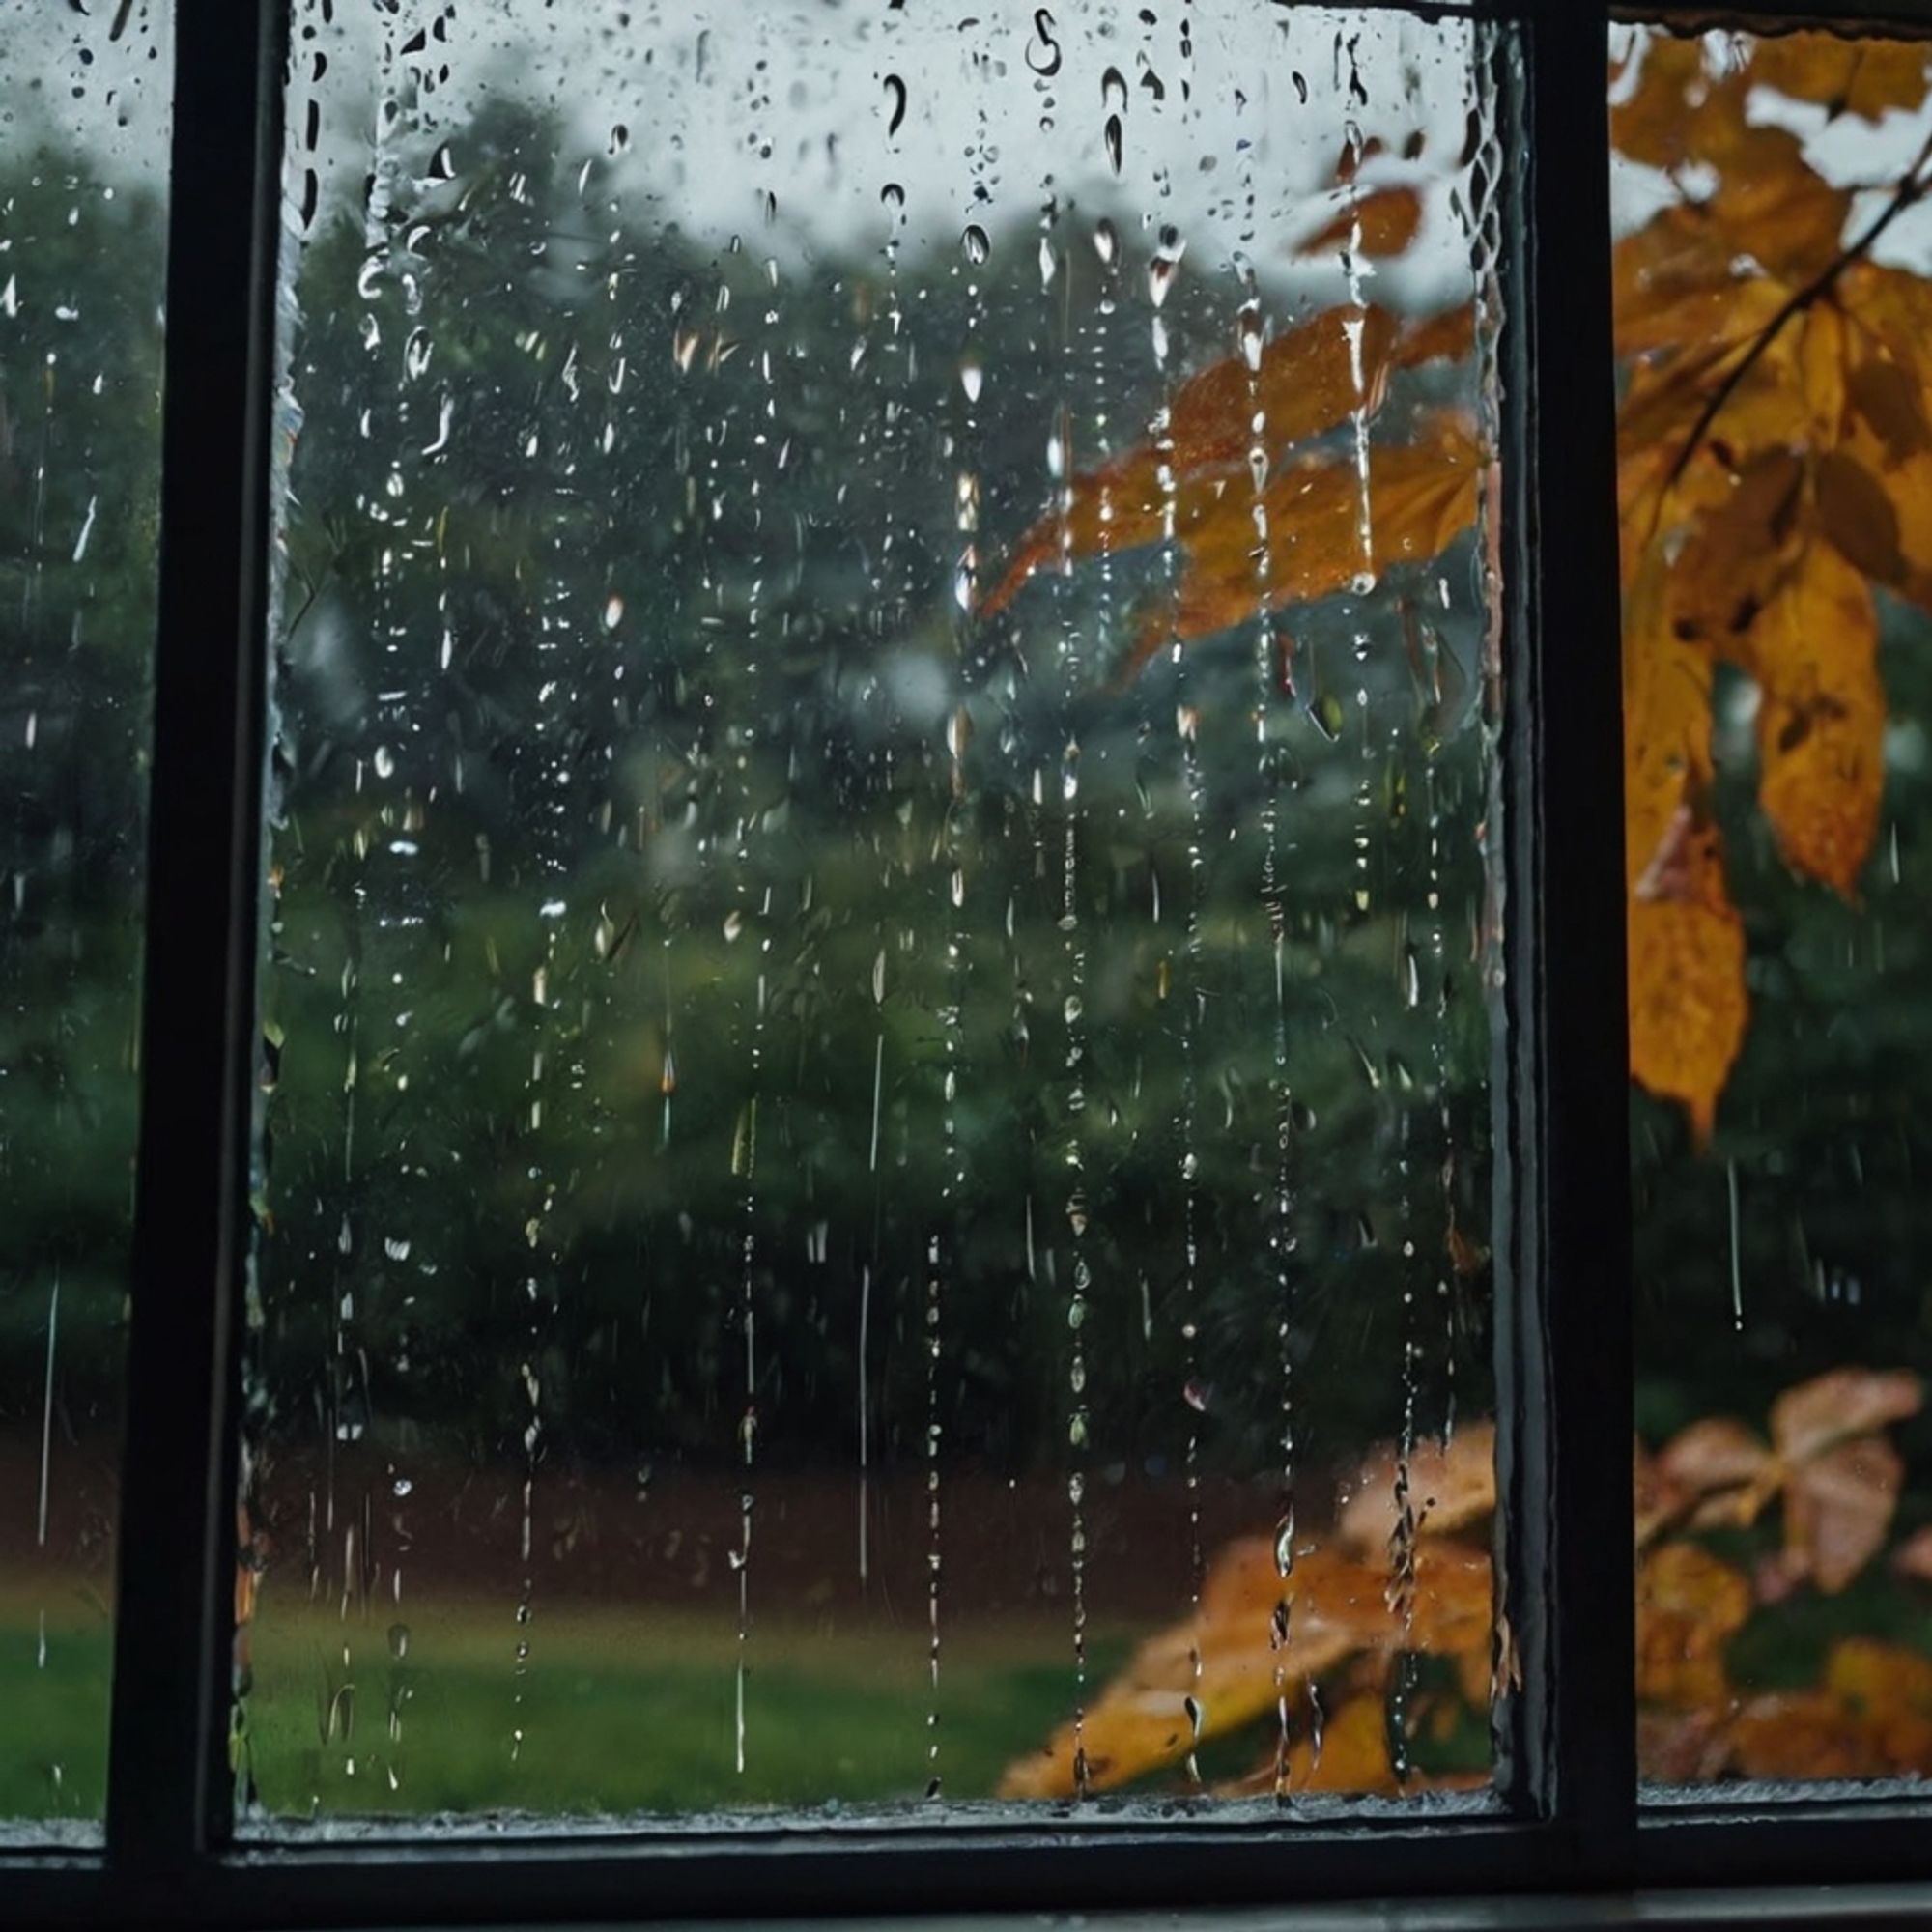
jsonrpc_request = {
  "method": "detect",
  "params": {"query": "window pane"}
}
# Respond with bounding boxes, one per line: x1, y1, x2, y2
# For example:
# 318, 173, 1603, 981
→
1614, 24, 1932, 1790
243, 1, 1505, 1827
0, 4, 172, 1837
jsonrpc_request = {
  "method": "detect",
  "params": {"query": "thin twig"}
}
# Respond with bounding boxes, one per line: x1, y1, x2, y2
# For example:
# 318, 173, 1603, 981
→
1660, 125, 1932, 501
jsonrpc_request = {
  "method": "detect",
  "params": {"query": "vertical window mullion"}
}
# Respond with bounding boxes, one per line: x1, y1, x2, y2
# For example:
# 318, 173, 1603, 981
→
106, 0, 287, 1879
1492, 0, 1637, 1876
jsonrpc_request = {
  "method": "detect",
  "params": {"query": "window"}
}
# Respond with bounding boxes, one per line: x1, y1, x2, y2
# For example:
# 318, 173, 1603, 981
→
2, 0, 1928, 1923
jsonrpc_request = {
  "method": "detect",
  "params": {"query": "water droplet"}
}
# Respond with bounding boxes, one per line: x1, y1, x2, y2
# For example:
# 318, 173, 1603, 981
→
724, 909, 745, 942
1238, 304, 1264, 373
1038, 235, 1058, 288
1093, 218, 1119, 268
1104, 114, 1123, 176
961, 224, 990, 267
603, 593, 624, 631
883, 74, 908, 138
1182, 1378, 1210, 1413
881, 182, 905, 212
387, 1621, 411, 1660
959, 350, 983, 404
1026, 9, 1063, 77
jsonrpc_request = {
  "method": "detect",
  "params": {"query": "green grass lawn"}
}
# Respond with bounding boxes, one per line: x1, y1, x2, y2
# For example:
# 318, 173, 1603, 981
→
0, 1599, 111, 1827
238, 1596, 1123, 1820
1, 1593, 1133, 1825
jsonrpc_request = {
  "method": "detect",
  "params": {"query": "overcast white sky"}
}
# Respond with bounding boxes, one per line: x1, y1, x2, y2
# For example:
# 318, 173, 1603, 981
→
11, 8, 1932, 292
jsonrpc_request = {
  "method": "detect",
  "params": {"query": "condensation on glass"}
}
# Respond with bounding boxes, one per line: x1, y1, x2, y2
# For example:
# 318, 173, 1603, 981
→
1613, 24, 1932, 1791
0, 2, 172, 1839
243, 1, 1506, 1828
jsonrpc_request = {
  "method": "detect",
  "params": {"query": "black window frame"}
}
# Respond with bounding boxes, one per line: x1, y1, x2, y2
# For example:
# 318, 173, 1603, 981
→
5, 0, 1931, 1922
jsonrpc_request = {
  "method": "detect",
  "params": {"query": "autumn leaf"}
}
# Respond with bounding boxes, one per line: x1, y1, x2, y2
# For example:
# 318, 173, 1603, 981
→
978, 302, 1402, 620
978, 25, 1932, 1135
1651, 1367, 1922, 1596
1825, 1638, 1932, 1768
1144, 415, 1483, 668
1636, 1543, 1753, 1707
979, 300, 1476, 630
1297, 185, 1423, 261
1335, 1420, 1496, 1556
1894, 1524, 1932, 1584
1771, 1366, 1924, 1462
1622, 551, 1747, 1142
1725, 1691, 1891, 1780
1745, 540, 1885, 895
1606, 26, 1932, 1124
997, 1538, 1491, 1799
1747, 36, 1931, 123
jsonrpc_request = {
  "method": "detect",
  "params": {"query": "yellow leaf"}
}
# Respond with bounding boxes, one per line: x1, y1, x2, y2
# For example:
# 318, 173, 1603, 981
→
996, 1538, 1490, 1799
1636, 1543, 1752, 1708
1749, 32, 1931, 123
1665, 448, 1806, 654
1740, 540, 1885, 895
1622, 554, 1748, 1140
1726, 1690, 1889, 1779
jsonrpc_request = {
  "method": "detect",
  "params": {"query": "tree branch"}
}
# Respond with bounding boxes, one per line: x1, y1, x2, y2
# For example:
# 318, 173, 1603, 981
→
1660, 126, 1932, 503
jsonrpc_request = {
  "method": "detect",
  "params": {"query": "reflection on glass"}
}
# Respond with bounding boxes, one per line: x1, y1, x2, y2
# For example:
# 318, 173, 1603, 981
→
0, 4, 172, 1835
243, 1, 1504, 1825
1614, 25, 1932, 1788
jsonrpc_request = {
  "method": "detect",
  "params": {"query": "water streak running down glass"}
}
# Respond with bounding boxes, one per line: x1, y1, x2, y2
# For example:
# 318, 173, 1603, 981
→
244, 1, 1506, 1826
1612, 24, 1932, 1791
0, 2, 173, 1837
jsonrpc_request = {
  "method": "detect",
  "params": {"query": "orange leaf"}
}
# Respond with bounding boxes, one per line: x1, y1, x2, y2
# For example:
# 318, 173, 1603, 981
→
1298, 186, 1423, 260
980, 303, 1406, 619
1392, 304, 1476, 372
1154, 417, 1483, 652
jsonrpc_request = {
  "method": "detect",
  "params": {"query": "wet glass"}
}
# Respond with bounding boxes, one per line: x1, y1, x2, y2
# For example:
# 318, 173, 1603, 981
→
243, 1, 1506, 1827
1614, 24, 1932, 1790
0, 3, 173, 1837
